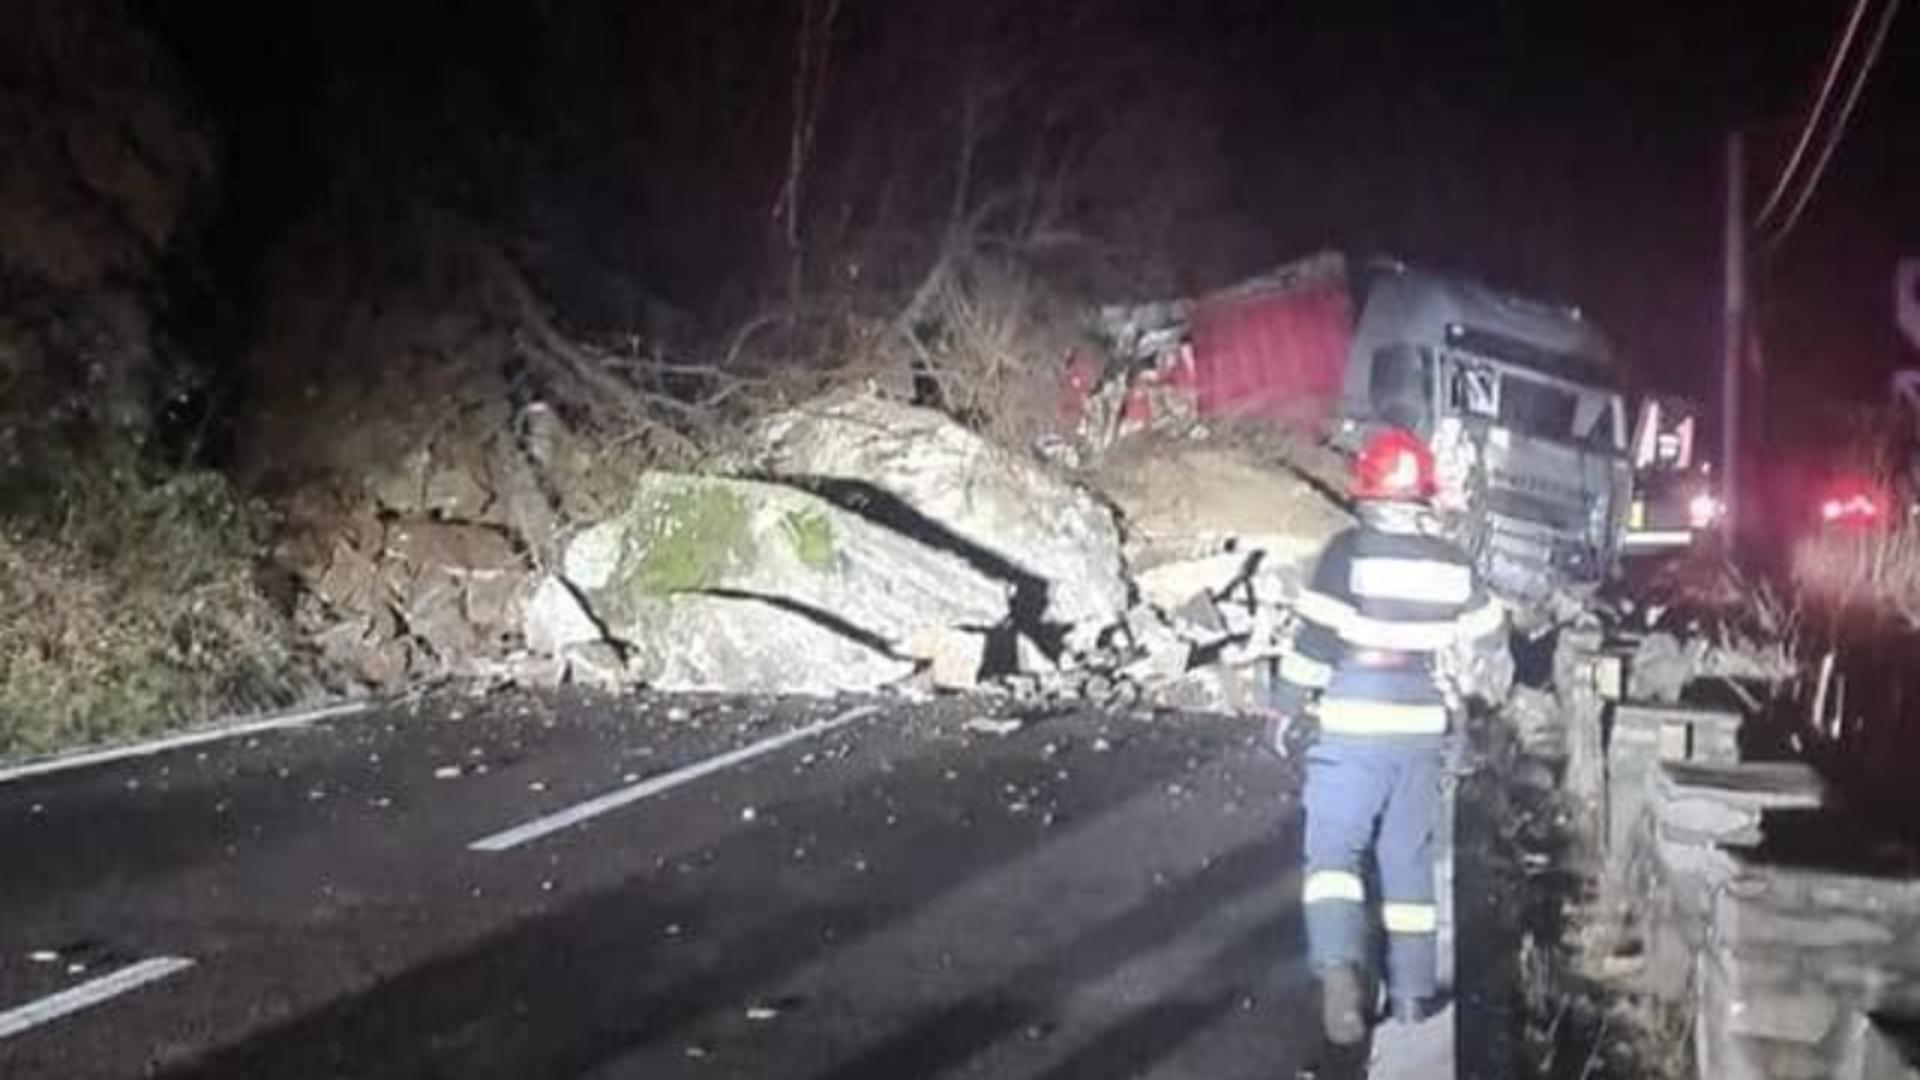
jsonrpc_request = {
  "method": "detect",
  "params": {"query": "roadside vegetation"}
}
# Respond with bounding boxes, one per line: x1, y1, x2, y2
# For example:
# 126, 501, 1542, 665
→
1792, 513, 1920, 630
0, 0, 1245, 757
0, 440, 299, 756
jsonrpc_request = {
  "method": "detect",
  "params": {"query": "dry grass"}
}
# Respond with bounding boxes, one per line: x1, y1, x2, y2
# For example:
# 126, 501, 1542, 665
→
912, 261, 1088, 450
0, 457, 299, 756
1791, 519, 1920, 630
725, 250, 1093, 457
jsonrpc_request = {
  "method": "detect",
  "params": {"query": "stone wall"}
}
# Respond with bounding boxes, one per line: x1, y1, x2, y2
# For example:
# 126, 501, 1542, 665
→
1605, 694, 1920, 1079
1697, 854, 1920, 1079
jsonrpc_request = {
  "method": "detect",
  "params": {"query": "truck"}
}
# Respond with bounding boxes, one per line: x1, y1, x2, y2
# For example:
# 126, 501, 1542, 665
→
1087, 252, 1632, 612
1623, 394, 1722, 553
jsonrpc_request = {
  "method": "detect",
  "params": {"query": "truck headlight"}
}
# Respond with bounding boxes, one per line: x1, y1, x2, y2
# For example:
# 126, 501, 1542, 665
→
1688, 493, 1722, 529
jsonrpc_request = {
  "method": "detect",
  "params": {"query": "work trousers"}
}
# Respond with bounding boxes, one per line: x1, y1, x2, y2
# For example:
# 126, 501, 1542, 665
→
1300, 733, 1443, 1002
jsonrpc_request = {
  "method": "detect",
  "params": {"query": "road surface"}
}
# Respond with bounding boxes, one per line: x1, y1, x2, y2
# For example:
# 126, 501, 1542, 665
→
0, 690, 1362, 1079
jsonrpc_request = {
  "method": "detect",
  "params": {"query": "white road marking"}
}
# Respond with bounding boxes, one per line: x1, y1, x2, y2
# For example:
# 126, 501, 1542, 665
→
0, 957, 195, 1041
0, 701, 372, 786
470, 705, 879, 853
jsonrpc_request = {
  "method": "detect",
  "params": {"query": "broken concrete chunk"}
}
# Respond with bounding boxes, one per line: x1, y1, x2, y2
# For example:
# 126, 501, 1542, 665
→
733, 392, 1127, 635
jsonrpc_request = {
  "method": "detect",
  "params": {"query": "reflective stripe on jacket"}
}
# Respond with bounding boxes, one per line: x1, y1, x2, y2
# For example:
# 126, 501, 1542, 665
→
1276, 515, 1503, 736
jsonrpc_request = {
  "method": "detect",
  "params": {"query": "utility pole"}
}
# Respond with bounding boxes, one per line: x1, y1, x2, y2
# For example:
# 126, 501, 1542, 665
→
1721, 131, 1747, 539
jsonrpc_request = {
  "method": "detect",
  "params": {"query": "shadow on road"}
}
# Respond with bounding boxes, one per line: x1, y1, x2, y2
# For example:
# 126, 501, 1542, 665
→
802, 839, 1303, 1080
158, 725, 1308, 1080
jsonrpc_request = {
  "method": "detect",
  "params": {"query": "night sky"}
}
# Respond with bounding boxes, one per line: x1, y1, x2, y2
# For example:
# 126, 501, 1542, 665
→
138, 1, 1918, 445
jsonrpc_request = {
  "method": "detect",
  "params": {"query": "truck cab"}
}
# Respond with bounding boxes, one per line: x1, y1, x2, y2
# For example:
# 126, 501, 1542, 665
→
1079, 253, 1634, 613
1623, 395, 1722, 552
1335, 263, 1631, 607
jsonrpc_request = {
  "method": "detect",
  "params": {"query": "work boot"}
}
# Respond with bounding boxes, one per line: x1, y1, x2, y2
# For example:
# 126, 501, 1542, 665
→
1320, 964, 1368, 1046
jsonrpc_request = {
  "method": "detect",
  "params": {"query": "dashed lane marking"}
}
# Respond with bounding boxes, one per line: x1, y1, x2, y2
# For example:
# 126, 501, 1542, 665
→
0, 957, 196, 1041
469, 705, 880, 853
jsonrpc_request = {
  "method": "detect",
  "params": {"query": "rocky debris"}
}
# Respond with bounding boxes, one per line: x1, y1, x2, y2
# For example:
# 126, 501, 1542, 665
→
1134, 552, 1252, 615
289, 385, 1341, 706
1094, 442, 1349, 587
303, 515, 531, 683
1149, 665, 1263, 713
1120, 607, 1193, 684
730, 392, 1128, 643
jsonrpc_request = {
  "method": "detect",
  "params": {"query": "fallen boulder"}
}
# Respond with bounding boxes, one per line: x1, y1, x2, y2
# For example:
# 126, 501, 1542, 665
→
730, 393, 1127, 642
617, 592, 914, 694
523, 575, 603, 655
568, 472, 1010, 652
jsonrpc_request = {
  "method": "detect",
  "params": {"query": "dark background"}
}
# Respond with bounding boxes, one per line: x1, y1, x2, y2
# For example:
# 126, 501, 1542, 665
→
133, 0, 1919, 436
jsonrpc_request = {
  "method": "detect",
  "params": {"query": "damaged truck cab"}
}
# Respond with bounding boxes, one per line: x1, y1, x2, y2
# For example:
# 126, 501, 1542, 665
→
1096, 253, 1633, 616
1335, 262, 1630, 608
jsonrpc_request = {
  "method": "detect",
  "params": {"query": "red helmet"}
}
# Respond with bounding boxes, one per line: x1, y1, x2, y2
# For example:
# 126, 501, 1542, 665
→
1351, 427, 1437, 502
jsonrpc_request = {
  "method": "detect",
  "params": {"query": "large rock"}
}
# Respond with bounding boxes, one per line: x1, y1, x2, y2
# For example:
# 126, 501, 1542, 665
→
1094, 442, 1350, 593
731, 393, 1127, 638
523, 575, 603, 655
568, 471, 1009, 652
618, 592, 913, 694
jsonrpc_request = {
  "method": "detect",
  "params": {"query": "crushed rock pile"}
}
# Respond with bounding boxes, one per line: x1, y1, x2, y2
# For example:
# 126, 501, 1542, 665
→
297, 391, 1352, 713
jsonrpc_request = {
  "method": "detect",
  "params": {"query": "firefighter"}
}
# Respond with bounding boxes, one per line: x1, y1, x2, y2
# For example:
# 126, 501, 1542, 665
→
1268, 426, 1508, 1046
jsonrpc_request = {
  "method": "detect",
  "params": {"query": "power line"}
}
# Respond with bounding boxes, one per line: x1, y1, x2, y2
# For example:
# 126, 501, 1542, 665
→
1753, 0, 1875, 230
1765, 0, 1903, 250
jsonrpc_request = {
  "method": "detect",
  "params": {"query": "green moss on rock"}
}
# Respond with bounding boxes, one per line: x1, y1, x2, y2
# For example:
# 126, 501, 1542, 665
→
619, 483, 750, 595
783, 508, 836, 569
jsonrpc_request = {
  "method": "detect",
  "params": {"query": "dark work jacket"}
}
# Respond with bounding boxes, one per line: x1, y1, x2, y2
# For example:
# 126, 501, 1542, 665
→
1273, 505, 1504, 737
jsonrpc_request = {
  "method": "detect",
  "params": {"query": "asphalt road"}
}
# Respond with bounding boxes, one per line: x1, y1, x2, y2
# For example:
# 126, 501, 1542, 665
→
0, 690, 1338, 1080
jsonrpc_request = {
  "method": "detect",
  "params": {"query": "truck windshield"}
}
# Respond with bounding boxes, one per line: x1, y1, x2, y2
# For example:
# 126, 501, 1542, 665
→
1446, 357, 1621, 450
